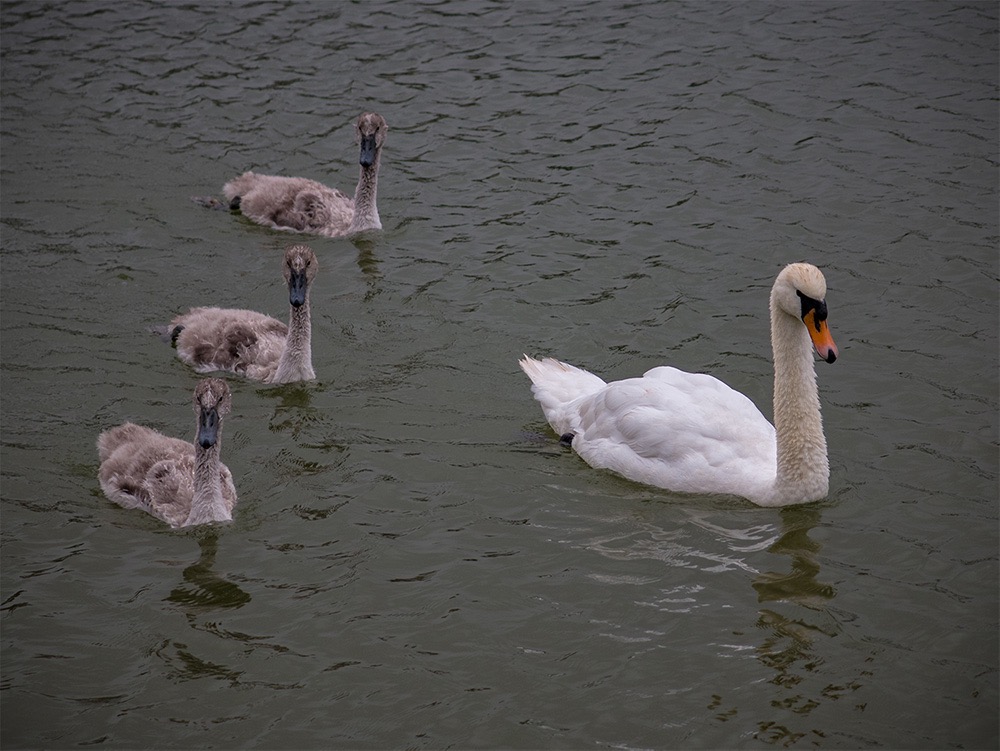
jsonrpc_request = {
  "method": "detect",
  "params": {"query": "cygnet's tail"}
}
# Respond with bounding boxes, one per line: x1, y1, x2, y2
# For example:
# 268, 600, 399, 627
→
518, 355, 607, 436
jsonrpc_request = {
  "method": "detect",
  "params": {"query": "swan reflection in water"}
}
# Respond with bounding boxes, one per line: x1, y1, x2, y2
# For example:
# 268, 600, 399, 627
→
573, 499, 847, 743
753, 505, 836, 605
749, 505, 851, 746
165, 532, 250, 612
351, 232, 382, 296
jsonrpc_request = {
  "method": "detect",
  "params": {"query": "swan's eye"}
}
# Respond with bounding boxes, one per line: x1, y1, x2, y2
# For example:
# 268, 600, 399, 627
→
797, 290, 828, 326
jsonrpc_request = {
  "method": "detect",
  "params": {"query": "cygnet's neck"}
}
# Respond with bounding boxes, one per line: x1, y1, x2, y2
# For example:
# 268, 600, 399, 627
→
349, 154, 381, 233
273, 300, 314, 383
186, 442, 230, 526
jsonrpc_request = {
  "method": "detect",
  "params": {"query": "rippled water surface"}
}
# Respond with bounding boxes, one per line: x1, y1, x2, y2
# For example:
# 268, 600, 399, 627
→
2, 1, 997, 749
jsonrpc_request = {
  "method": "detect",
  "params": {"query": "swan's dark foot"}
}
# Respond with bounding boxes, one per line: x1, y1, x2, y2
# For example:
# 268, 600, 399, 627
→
559, 432, 574, 446
229, 196, 241, 211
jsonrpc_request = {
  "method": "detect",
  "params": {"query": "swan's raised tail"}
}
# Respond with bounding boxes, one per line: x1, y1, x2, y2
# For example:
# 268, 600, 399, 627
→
519, 355, 607, 436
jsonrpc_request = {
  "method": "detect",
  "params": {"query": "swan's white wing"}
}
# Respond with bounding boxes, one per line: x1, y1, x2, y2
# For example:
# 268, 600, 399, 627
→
570, 366, 777, 497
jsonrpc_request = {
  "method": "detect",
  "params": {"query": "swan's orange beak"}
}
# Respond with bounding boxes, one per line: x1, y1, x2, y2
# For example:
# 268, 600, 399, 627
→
803, 309, 838, 363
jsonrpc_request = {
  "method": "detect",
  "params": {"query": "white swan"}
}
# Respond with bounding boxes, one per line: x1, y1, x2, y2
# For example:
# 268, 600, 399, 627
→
214, 112, 387, 238
98, 378, 238, 527
157, 244, 317, 384
519, 262, 839, 507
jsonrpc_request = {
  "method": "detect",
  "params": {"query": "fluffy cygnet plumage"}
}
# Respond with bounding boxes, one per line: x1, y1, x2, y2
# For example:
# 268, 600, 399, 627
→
199, 112, 388, 238
157, 244, 318, 384
97, 378, 237, 528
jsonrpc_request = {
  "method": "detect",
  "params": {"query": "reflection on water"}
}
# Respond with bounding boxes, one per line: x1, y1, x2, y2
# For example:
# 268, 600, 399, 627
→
749, 507, 864, 747
753, 506, 836, 604
266, 383, 316, 436
166, 533, 250, 612
161, 534, 311, 690
550, 497, 876, 747
576, 505, 772, 577
1, 0, 996, 748
351, 233, 383, 294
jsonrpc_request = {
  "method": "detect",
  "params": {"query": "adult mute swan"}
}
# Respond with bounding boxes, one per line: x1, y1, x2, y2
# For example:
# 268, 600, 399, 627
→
520, 263, 839, 507
201, 112, 387, 238
156, 244, 317, 384
98, 378, 237, 527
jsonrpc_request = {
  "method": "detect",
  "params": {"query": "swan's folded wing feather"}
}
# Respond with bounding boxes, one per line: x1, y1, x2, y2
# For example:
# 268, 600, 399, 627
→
98, 422, 151, 463
144, 456, 196, 527
226, 174, 355, 234
573, 370, 777, 495
219, 463, 238, 515
274, 187, 354, 233
98, 428, 195, 516
173, 308, 287, 374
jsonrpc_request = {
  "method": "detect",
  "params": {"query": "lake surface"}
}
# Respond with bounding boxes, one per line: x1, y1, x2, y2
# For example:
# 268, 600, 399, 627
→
1, 1, 997, 749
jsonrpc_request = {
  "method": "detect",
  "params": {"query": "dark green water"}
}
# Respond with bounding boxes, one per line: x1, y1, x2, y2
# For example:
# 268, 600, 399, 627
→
2, 1, 997, 748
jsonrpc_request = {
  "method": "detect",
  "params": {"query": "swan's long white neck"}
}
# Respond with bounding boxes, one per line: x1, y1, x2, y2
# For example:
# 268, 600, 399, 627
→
273, 300, 314, 383
349, 153, 381, 233
765, 295, 829, 506
186, 442, 230, 526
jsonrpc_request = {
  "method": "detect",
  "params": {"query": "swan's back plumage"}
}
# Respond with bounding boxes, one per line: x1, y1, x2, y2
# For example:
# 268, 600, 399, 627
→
521, 359, 777, 499
223, 173, 356, 237
99, 423, 201, 526
171, 307, 289, 381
